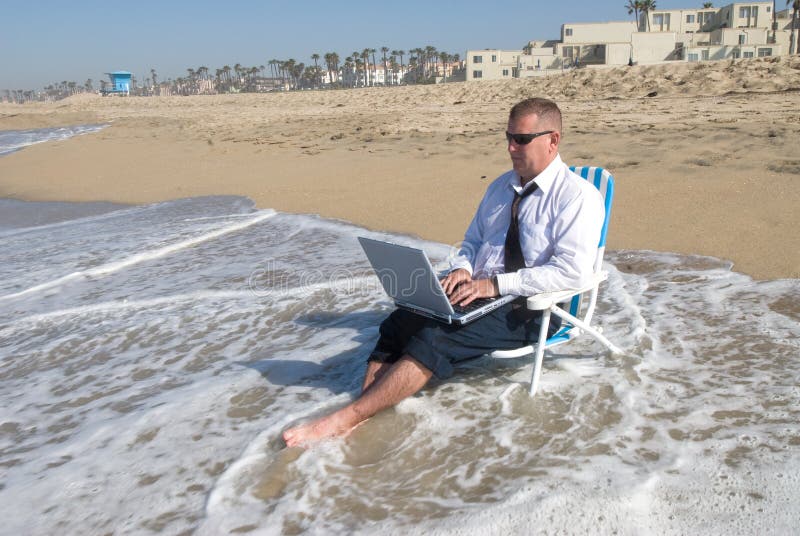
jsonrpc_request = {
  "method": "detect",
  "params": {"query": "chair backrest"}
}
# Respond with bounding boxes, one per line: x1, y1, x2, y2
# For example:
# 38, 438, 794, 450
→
564, 166, 615, 320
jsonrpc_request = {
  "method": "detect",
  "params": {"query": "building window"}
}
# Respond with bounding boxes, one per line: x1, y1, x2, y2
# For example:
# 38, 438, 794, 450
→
688, 53, 699, 62
732, 50, 741, 59
502, 69, 509, 76
492, 55, 497, 62
562, 46, 577, 58
565, 28, 573, 36
473, 70, 482, 78
473, 56, 482, 64
739, 6, 758, 26
653, 13, 671, 31
701, 49, 709, 60
687, 14, 695, 23
739, 34, 747, 44
743, 51, 754, 58
758, 48, 772, 57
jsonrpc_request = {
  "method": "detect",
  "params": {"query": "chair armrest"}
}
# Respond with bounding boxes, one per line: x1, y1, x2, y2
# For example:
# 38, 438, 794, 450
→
525, 271, 608, 310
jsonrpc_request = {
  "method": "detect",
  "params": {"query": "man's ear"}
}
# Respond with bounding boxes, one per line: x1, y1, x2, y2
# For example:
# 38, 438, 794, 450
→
550, 131, 561, 151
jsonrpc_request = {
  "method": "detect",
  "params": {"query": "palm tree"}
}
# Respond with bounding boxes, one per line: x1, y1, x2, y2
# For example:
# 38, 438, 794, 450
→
626, 0, 643, 30
324, 52, 340, 87
438, 52, 449, 82
392, 49, 405, 84
789, 0, 800, 55
215, 68, 223, 92
311, 53, 321, 87
198, 66, 209, 93
150, 68, 158, 95
389, 56, 399, 85
381, 47, 390, 86
223, 65, 232, 91
235, 63, 244, 89
285, 59, 297, 89
350, 51, 360, 86
324, 53, 334, 87
361, 49, 371, 86
640, 0, 656, 31
408, 48, 421, 82
369, 48, 378, 85
355, 57, 364, 87
408, 54, 418, 83
187, 68, 197, 94
343, 56, 353, 87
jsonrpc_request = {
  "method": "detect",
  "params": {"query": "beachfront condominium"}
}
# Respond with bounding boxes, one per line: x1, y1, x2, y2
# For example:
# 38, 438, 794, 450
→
466, 1, 796, 81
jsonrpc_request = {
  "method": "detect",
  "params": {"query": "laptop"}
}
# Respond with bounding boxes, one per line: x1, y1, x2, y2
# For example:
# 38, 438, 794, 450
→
358, 237, 515, 325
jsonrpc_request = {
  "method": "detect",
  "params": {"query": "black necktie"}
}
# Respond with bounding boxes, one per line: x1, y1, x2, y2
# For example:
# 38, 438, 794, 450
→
504, 183, 538, 273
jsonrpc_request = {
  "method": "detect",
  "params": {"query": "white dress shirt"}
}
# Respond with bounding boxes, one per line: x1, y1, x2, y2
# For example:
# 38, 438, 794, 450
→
450, 154, 605, 296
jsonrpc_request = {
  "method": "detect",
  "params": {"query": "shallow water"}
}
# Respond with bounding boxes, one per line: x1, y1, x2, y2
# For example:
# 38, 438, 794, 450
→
0, 124, 106, 156
0, 194, 797, 536
1, 127, 799, 535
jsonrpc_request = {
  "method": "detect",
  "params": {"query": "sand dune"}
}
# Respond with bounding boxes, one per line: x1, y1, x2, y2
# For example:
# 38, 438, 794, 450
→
1, 56, 799, 279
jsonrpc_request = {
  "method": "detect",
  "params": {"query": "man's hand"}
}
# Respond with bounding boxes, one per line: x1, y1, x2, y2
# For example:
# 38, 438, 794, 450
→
440, 269, 500, 307
440, 268, 471, 295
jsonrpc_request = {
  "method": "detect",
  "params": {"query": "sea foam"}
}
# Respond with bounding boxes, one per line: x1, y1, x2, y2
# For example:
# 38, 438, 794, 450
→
0, 196, 798, 535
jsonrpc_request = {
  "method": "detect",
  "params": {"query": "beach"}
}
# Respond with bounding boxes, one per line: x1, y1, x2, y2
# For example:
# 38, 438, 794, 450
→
2, 56, 799, 280
1, 57, 800, 535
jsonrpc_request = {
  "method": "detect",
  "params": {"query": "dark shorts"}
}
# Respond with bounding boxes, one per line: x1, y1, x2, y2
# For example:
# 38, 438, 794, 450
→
368, 302, 561, 379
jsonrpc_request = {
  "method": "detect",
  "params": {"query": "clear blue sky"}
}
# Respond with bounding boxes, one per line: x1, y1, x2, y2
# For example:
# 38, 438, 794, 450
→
1, 0, 699, 90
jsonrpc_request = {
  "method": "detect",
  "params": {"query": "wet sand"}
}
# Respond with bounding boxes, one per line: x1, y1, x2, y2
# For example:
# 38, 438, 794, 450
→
1, 56, 799, 280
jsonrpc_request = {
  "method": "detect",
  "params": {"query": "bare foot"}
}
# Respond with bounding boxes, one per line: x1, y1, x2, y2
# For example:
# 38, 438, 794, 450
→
282, 408, 359, 448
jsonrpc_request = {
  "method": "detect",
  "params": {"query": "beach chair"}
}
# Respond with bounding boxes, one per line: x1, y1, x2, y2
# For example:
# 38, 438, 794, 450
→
491, 166, 622, 396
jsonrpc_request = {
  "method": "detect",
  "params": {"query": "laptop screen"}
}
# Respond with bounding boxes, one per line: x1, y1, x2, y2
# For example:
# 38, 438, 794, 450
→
358, 237, 454, 316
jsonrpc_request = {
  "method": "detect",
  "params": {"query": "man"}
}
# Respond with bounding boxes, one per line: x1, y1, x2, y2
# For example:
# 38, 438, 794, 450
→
283, 98, 604, 447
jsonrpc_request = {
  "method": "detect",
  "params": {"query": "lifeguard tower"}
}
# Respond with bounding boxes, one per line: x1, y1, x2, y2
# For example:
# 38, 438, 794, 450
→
101, 71, 132, 96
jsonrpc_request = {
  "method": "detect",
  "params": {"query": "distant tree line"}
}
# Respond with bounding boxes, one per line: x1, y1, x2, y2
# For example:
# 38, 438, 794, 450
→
3, 44, 464, 102
3, 79, 95, 103
151, 44, 462, 96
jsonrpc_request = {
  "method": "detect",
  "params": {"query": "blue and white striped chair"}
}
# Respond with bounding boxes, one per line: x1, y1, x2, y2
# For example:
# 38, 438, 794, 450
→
491, 166, 622, 396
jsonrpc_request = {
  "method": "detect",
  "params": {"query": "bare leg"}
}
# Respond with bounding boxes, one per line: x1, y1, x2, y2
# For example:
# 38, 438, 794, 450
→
361, 360, 392, 393
283, 355, 433, 447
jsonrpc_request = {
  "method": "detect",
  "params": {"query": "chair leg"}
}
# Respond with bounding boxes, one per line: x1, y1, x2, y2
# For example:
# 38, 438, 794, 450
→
529, 308, 551, 396
550, 307, 623, 355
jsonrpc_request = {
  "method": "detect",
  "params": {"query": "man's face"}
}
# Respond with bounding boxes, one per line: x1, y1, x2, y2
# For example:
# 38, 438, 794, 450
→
507, 113, 559, 180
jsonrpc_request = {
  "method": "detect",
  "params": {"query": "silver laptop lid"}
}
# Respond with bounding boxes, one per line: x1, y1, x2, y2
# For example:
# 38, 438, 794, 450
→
358, 237, 455, 317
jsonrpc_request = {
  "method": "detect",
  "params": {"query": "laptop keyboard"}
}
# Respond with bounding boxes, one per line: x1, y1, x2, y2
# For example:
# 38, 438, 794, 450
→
453, 298, 495, 314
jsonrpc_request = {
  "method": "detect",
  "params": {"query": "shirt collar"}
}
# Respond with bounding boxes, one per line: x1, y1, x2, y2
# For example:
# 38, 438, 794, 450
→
510, 153, 563, 195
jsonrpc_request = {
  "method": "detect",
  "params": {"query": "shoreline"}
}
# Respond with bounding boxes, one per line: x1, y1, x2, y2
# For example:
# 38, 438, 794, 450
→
2, 57, 799, 280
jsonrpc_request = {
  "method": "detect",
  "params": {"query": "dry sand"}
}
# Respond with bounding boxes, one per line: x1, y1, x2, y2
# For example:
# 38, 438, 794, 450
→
1, 56, 799, 280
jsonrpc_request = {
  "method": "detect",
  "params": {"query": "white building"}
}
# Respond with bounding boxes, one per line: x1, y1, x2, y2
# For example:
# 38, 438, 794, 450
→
466, 1, 795, 81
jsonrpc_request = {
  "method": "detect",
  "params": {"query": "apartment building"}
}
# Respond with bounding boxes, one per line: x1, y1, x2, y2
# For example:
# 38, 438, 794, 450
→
339, 65, 410, 87
466, 1, 795, 81
467, 50, 522, 80
643, 2, 789, 61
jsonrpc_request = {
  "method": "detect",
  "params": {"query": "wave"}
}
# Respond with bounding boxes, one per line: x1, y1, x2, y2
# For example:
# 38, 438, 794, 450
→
0, 124, 107, 156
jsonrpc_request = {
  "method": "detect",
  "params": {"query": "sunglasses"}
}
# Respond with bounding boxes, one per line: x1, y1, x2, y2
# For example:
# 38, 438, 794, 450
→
505, 130, 554, 145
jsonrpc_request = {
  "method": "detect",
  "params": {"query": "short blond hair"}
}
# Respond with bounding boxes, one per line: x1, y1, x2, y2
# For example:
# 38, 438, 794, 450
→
509, 98, 562, 133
